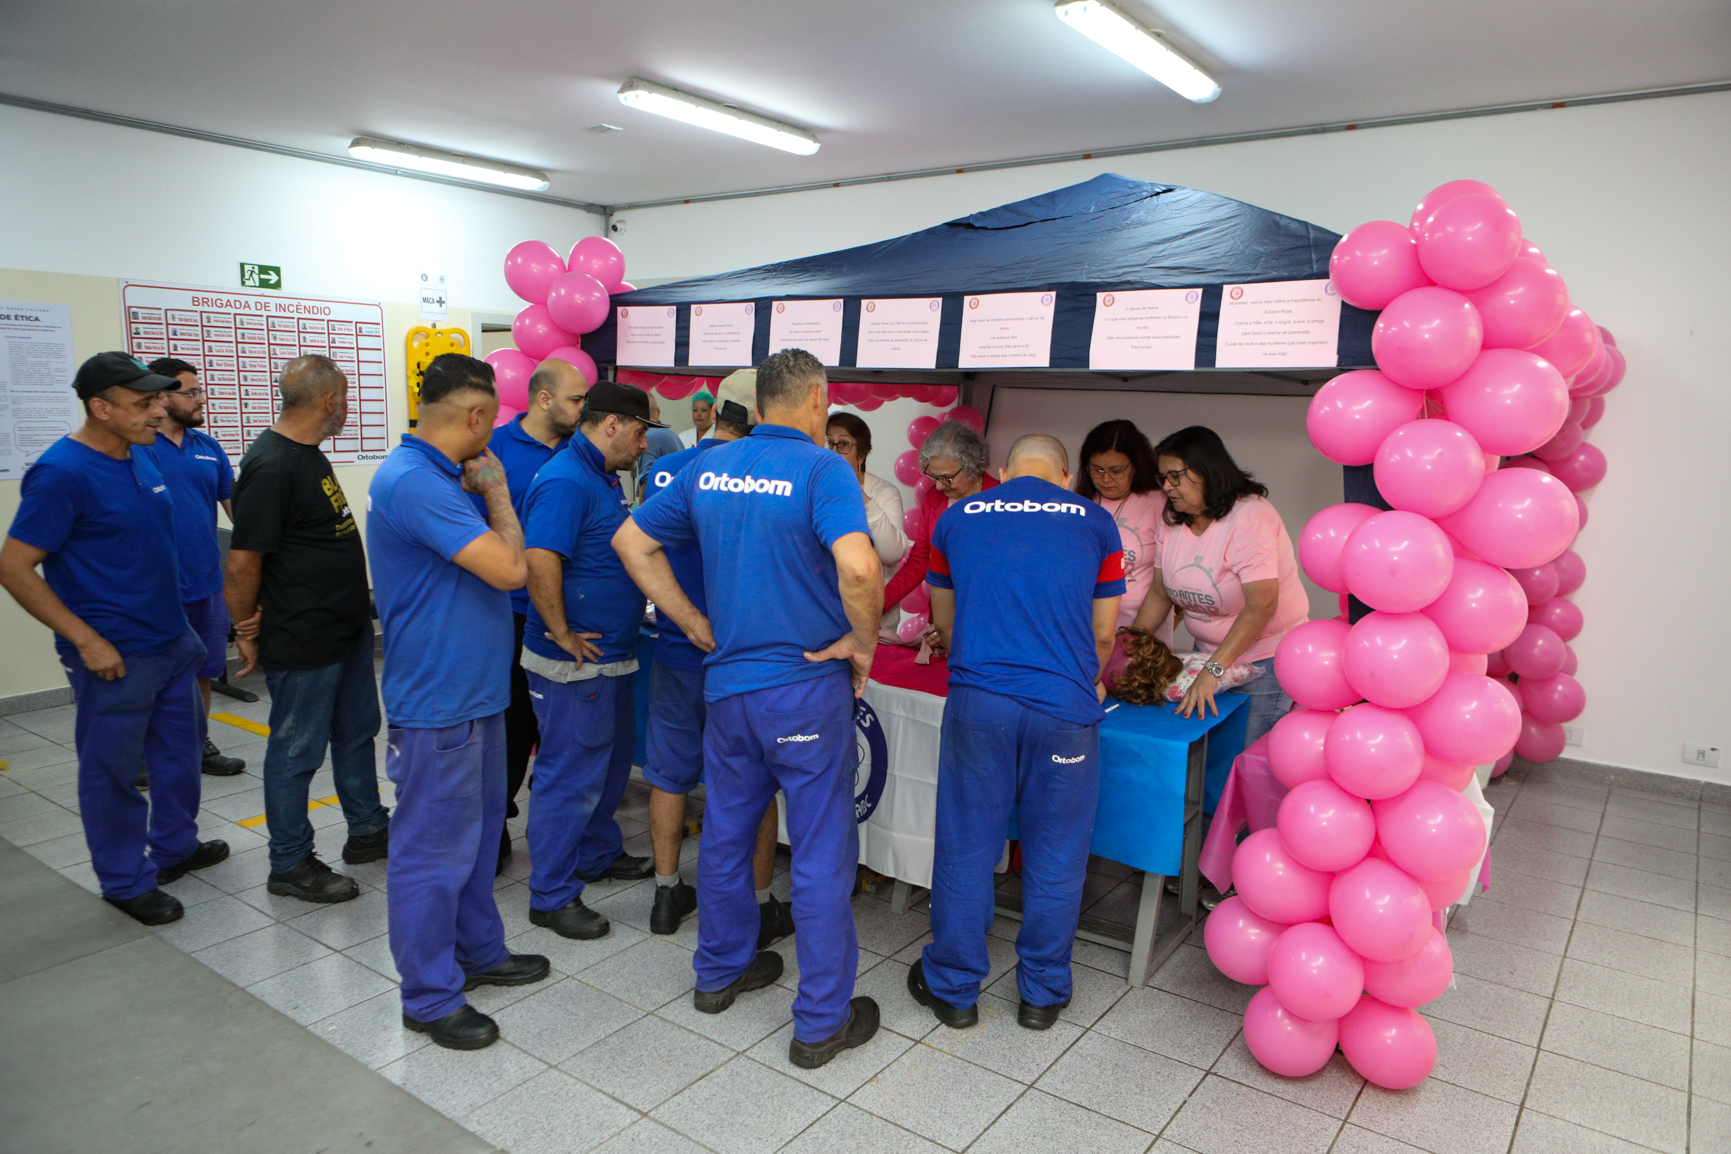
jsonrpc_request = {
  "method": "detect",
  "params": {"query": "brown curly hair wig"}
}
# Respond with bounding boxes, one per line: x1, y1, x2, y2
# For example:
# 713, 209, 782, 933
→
1107, 627, 1185, 706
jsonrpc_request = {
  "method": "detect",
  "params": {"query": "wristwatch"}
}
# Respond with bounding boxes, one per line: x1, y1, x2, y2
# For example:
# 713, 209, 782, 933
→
1203, 660, 1226, 679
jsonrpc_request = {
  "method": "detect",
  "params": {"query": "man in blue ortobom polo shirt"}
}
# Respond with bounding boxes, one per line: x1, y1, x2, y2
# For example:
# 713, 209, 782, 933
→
517, 379, 662, 941
367, 353, 550, 1051
615, 348, 885, 1070
0, 353, 231, 926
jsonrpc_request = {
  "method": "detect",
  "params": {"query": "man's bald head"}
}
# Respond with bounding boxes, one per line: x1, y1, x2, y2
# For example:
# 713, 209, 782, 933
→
529, 358, 588, 406
279, 355, 346, 411
1004, 434, 1070, 485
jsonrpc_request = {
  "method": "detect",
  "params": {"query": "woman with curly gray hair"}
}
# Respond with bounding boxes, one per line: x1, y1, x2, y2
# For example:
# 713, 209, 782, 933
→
883, 420, 999, 615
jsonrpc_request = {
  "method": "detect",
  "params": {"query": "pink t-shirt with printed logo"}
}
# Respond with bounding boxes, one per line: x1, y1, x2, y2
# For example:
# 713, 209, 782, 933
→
1154, 494, 1310, 663
1093, 489, 1167, 630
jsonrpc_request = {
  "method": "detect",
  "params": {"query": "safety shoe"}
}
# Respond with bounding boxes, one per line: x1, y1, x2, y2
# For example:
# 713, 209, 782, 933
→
105, 888, 184, 925
907, 958, 979, 1028
464, 953, 551, 991
693, 950, 783, 1014
267, 854, 360, 903
650, 881, 698, 934
201, 739, 245, 776
577, 852, 654, 883
758, 894, 795, 949
156, 839, 230, 885
789, 997, 880, 1069
342, 825, 390, 864
1017, 998, 1071, 1031
528, 897, 610, 940
403, 1004, 499, 1051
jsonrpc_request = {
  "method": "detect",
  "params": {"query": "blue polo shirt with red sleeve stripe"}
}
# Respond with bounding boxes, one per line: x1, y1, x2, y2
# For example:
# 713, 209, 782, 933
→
927, 474, 1126, 725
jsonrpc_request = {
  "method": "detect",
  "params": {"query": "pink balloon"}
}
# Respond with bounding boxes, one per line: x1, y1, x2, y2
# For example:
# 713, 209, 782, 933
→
1485, 649, 1511, 678
1587, 346, 1626, 397
893, 449, 920, 487
914, 475, 936, 502
1233, 829, 1333, 925
1551, 549, 1585, 596
1305, 371, 1425, 466
1415, 193, 1523, 291
1406, 673, 1523, 766
483, 349, 536, 411
908, 415, 942, 449
492, 404, 523, 429
1419, 557, 1528, 655
1505, 623, 1567, 680
854, 396, 884, 411
1548, 442, 1606, 492
613, 281, 637, 294
903, 582, 931, 615
1341, 510, 1455, 614
1438, 468, 1579, 569
1565, 397, 1591, 426
1366, 839, 1469, 909
1465, 254, 1570, 349
927, 384, 959, 407
1279, 780, 1377, 872
1523, 672, 1586, 724
1448, 651, 1488, 678
1574, 492, 1589, 531
1297, 503, 1381, 594
1362, 929, 1454, 1007
1344, 611, 1450, 709
896, 613, 930, 644
1339, 995, 1438, 1089
513, 304, 577, 361
1505, 676, 1527, 711
1372, 287, 1484, 391
1580, 395, 1607, 430
1438, 348, 1570, 457
1568, 344, 1611, 398
1374, 420, 1485, 518
567, 235, 626, 294
945, 405, 985, 433
1598, 325, 1617, 347
659, 376, 700, 401
1531, 422, 1585, 463
1501, 454, 1553, 475
1326, 703, 1425, 800
1516, 713, 1568, 762
1529, 597, 1584, 643
1418, 753, 1476, 791
1267, 709, 1337, 789
1267, 922, 1365, 1022
1559, 643, 1579, 677
1274, 618, 1361, 712
1330, 221, 1432, 310
1243, 987, 1340, 1078
1530, 308, 1598, 380
1203, 896, 1286, 986
503, 240, 566, 304
545, 271, 611, 336
1374, 780, 1488, 881
902, 506, 922, 538
1409, 180, 1502, 232
1507, 563, 1559, 606
542, 345, 598, 386
1330, 858, 1432, 963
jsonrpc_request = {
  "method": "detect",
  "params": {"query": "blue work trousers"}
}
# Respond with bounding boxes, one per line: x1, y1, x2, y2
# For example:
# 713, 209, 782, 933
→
924, 685, 1101, 1009
59, 628, 206, 900
642, 660, 706, 795
697, 672, 858, 1043
525, 670, 633, 911
386, 712, 510, 1022
262, 631, 388, 872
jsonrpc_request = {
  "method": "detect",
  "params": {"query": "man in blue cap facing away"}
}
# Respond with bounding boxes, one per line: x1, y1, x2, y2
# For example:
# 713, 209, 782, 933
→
0, 352, 229, 925
615, 347, 884, 1070
909, 434, 1124, 1033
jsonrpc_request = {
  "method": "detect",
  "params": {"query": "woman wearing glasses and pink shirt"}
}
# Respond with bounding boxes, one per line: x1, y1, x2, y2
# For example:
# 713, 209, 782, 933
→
1127, 425, 1309, 745
1078, 420, 1169, 639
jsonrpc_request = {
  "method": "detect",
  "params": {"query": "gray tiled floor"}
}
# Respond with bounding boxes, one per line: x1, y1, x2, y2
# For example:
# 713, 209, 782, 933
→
3, 671, 1727, 1153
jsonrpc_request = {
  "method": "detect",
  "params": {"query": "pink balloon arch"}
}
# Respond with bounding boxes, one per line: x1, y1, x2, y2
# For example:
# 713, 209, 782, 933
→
1212, 178, 1614, 1091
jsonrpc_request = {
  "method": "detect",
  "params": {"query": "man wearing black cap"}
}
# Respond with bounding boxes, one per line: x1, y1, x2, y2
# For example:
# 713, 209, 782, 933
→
516, 381, 659, 939
0, 353, 230, 925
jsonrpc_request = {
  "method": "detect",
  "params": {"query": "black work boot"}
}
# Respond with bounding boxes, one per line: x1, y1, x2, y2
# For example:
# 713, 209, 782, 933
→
650, 880, 698, 934
342, 824, 389, 864
403, 1004, 499, 1051
693, 950, 783, 1014
464, 953, 551, 990
789, 997, 880, 1069
267, 854, 360, 903
757, 894, 795, 949
201, 739, 245, 776
156, 839, 230, 885
105, 888, 183, 925
907, 958, 979, 1028
577, 852, 654, 883
528, 897, 610, 940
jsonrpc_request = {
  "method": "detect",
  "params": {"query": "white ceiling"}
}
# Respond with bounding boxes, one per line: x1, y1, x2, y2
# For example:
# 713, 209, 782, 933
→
4, 0, 1727, 208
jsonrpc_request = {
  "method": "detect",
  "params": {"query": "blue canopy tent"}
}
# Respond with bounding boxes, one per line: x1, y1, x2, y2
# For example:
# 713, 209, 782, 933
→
587, 173, 1376, 399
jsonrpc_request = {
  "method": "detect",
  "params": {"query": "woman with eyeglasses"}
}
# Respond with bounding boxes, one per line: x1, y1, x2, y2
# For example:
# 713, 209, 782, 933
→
826, 412, 910, 628
1076, 420, 1168, 633
883, 420, 998, 641
1127, 425, 1309, 744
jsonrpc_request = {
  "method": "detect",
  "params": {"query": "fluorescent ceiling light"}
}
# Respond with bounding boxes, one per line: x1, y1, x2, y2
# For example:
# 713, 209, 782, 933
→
1054, 0, 1221, 103
347, 137, 550, 191
617, 78, 819, 155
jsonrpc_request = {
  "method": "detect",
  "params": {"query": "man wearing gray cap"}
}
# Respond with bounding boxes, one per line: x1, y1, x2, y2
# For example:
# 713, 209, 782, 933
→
0, 353, 230, 926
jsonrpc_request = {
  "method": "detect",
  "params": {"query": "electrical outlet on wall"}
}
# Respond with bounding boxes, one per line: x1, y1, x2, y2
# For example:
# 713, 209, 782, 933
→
1564, 727, 1584, 747
1683, 743, 1721, 769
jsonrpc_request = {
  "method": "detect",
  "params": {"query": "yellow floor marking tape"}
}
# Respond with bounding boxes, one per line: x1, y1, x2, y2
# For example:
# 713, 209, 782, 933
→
237, 814, 268, 828
210, 712, 270, 737
238, 797, 341, 828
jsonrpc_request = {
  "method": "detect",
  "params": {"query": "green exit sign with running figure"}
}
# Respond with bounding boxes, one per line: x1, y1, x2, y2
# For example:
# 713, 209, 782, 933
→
240, 263, 282, 290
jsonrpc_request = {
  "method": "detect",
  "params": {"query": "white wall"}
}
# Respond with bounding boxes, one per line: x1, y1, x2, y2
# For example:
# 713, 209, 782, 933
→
617, 92, 1731, 786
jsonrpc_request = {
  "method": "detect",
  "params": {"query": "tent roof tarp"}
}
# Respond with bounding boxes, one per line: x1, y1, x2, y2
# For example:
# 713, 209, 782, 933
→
587, 173, 1373, 378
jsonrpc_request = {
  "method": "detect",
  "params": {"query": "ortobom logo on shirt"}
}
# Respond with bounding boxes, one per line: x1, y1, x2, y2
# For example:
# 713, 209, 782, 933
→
962, 497, 1087, 516
654, 470, 673, 488
698, 471, 793, 497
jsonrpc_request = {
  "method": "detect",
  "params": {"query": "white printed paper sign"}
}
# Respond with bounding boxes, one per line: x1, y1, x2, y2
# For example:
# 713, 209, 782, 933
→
1089, 289, 1203, 371
767, 299, 844, 366
687, 301, 755, 367
617, 304, 678, 366
855, 298, 943, 369
122, 282, 389, 464
0, 301, 78, 479
957, 292, 1056, 368
1215, 280, 1342, 369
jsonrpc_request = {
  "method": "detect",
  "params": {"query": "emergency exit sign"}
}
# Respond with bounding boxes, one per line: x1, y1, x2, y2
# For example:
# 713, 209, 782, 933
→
240, 263, 282, 290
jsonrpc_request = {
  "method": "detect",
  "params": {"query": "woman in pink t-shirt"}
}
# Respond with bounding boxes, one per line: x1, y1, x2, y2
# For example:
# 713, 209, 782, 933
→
1077, 420, 1173, 691
1128, 426, 1310, 743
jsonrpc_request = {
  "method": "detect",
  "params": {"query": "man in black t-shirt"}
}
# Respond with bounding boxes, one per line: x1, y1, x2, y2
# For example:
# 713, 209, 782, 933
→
227, 355, 389, 903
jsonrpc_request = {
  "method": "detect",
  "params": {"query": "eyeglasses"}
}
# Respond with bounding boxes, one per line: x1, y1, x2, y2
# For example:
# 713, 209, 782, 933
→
178, 387, 207, 399
1156, 467, 1192, 488
825, 437, 858, 452
1088, 462, 1131, 479
924, 464, 966, 485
